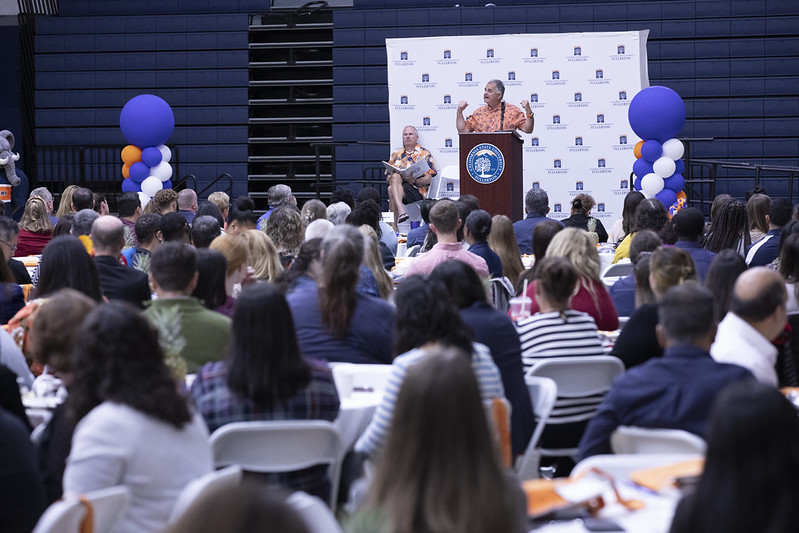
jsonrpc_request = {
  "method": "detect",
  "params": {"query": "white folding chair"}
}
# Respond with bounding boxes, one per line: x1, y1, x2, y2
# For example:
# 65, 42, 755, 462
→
571, 453, 704, 480
34, 485, 130, 533
287, 491, 344, 533
601, 262, 634, 278
516, 376, 558, 480
526, 355, 625, 460
168, 465, 243, 525
331, 363, 392, 400
611, 426, 707, 455
209, 421, 345, 512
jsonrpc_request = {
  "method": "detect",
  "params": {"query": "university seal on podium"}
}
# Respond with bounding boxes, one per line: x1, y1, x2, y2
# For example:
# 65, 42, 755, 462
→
465, 143, 504, 184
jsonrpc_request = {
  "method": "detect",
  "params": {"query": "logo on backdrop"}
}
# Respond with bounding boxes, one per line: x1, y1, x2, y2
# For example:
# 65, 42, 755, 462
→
569, 91, 589, 108
395, 95, 415, 111
548, 158, 568, 175
506, 70, 522, 87
590, 68, 611, 85
415, 73, 437, 88
591, 113, 612, 129
459, 72, 479, 88
481, 48, 500, 64
568, 45, 588, 62
614, 134, 634, 151
612, 44, 632, 61
418, 116, 437, 133
437, 49, 458, 65
440, 137, 458, 154
591, 157, 613, 174
526, 137, 546, 153
466, 143, 505, 184
546, 114, 567, 131
569, 136, 590, 152
529, 93, 545, 109
546, 70, 566, 86
525, 47, 544, 63
394, 51, 414, 66
613, 90, 630, 107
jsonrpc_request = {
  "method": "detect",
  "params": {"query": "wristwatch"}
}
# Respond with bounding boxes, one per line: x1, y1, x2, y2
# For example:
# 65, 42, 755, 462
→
526, 111, 534, 118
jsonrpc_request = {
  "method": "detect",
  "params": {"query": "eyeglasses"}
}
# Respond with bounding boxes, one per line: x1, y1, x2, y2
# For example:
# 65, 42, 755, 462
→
0, 240, 17, 253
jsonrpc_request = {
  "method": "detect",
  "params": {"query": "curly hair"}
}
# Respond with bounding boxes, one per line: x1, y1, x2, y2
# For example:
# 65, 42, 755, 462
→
266, 205, 304, 256
632, 198, 668, 233
21, 197, 54, 234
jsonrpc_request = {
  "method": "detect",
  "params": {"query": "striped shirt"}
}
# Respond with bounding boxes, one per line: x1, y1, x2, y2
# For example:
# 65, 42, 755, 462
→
515, 310, 606, 373
354, 342, 505, 457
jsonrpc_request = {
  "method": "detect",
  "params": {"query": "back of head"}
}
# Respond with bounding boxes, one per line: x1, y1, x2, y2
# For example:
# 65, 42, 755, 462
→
300, 199, 327, 225
305, 218, 334, 241
53, 214, 74, 237
177, 189, 197, 210
0, 215, 19, 243
71, 187, 94, 211
192, 248, 227, 309
704, 249, 747, 322
326, 201, 351, 225
621, 190, 645, 235
241, 230, 282, 281
35, 236, 103, 301
345, 199, 382, 238
21, 196, 54, 233
649, 246, 697, 295
356, 187, 382, 206
207, 191, 230, 215
657, 284, 715, 344
629, 229, 662, 263
318, 224, 365, 337
458, 194, 480, 212
30, 186, 53, 204
632, 198, 668, 233
705, 199, 749, 253
330, 189, 355, 209
71, 208, 99, 237
672, 207, 705, 241
546, 227, 600, 280
229, 196, 258, 227
419, 198, 437, 224
428, 259, 487, 308
90, 215, 125, 253
746, 193, 771, 233
532, 219, 564, 260
153, 189, 178, 213
135, 213, 162, 245
571, 193, 595, 215
536, 256, 579, 306
150, 242, 197, 292
161, 212, 190, 243
730, 267, 787, 323
465, 209, 492, 242
266, 205, 304, 252
525, 187, 549, 213
195, 201, 225, 228
429, 199, 460, 234
117, 191, 142, 218
779, 232, 799, 283
191, 215, 222, 248
768, 198, 793, 227
209, 234, 249, 277
31, 288, 97, 374
710, 194, 734, 222
56, 184, 79, 217
268, 184, 292, 208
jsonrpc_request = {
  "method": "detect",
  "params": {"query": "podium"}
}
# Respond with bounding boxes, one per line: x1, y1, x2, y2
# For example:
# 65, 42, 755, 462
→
459, 131, 524, 221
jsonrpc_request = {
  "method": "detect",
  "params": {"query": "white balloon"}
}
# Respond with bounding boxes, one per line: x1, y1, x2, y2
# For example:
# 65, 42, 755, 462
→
141, 176, 164, 197
641, 173, 665, 196
661, 138, 684, 160
150, 161, 173, 182
138, 191, 151, 207
653, 156, 677, 178
158, 144, 172, 163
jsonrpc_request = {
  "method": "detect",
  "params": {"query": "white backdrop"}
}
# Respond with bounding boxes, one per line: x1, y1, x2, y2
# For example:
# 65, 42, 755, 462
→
386, 30, 650, 224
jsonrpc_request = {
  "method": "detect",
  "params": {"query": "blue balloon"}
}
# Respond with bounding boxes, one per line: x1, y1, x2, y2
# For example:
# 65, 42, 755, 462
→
119, 94, 175, 149
664, 173, 685, 192
141, 147, 162, 167
674, 159, 685, 174
656, 188, 678, 207
628, 86, 686, 143
633, 158, 654, 179
129, 161, 149, 183
633, 176, 643, 191
161, 179, 173, 190
641, 140, 662, 163
121, 179, 141, 193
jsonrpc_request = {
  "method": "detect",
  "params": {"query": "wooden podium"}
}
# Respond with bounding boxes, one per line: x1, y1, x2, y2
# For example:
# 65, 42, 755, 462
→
459, 131, 524, 221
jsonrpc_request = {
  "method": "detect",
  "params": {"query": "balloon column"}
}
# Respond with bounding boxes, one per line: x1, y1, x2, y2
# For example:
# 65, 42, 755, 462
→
628, 86, 688, 216
119, 94, 175, 202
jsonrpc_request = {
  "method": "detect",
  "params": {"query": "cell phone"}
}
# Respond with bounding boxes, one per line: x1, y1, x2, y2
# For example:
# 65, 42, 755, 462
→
583, 517, 625, 531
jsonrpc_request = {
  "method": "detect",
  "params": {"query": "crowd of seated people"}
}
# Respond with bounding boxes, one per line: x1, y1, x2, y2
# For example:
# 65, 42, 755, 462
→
4, 183, 799, 533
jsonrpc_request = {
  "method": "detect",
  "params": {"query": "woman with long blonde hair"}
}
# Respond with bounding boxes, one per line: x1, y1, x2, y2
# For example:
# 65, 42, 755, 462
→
487, 214, 525, 285
523, 227, 619, 331
55, 184, 79, 218
17, 197, 54, 256
240, 230, 282, 282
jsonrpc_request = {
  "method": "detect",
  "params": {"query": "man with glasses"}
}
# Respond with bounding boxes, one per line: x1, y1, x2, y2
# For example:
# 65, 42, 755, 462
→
0, 216, 31, 284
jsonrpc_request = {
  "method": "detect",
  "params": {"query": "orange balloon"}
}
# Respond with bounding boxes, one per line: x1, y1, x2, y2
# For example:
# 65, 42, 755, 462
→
633, 140, 644, 159
122, 163, 131, 179
121, 145, 142, 165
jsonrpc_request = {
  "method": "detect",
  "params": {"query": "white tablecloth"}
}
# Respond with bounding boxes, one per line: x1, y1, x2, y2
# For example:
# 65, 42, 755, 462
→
334, 391, 381, 450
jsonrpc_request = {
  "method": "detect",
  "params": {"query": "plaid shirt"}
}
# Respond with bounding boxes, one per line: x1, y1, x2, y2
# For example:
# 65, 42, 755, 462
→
465, 102, 526, 132
190, 358, 340, 499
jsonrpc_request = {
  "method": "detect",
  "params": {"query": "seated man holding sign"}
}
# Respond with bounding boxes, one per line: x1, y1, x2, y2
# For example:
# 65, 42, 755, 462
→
384, 125, 437, 229
456, 79, 535, 134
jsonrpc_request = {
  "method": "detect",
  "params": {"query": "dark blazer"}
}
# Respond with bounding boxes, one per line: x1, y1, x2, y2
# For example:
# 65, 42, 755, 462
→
94, 255, 151, 308
8, 259, 31, 285
0, 407, 45, 533
468, 241, 503, 279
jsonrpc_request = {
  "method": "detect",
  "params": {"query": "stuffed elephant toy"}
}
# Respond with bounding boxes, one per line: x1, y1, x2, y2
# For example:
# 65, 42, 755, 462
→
0, 130, 21, 186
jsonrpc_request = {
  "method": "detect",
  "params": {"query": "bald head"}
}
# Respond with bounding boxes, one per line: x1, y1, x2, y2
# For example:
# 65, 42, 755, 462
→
177, 189, 198, 212
731, 267, 787, 337
91, 215, 125, 255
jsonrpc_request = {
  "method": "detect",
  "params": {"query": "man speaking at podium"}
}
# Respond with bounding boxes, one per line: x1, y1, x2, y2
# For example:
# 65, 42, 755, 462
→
456, 79, 535, 134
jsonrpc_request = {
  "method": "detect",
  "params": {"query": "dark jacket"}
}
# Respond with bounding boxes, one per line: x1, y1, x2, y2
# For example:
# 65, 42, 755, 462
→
94, 255, 152, 308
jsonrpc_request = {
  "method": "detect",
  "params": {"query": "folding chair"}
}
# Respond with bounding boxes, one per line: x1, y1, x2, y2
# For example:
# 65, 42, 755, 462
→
516, 376, 558, 480
168, 465, 243, 525
610, 426, 707, 455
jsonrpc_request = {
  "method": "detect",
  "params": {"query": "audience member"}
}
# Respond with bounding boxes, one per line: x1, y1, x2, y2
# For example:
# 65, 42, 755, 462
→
144, 188, 178, 215
430, 259, 533, 457
513, 187, 563, 254
609, 229, 661, 317
351, 349, 525, 533
346, 199, 394, 270
357, 225, 393, 300
191, 215, 222, 248
122, 212, 161, 271
71, 208, 99, 254
0, 407, 44, 533
779, 233, 799, 313
64, 302, 213, 533
191, 248, 228, 312
464, 209, 502, 278
207, 191, 230, 224
71, 187, 93, 212
16, 196, 53, 256
672, 207, 716, 281
276, 238, 321, 294
384, 125, 436, 229
579, 284, 753, 459
266, 205, 304, 267
144, 243, 232, 372
241, 230, 282, 283
55, 184, 79, 218
704, 249, 747, 322
704, 198, 749, 255
257, 184, 295, 231
92, 193, 109, 216
609, 190, 645, 243
405, 199, 489, 277
300, 198, 327, 225
330, 188, 355, 210
117, 191, 142, 247
161, 212, 191, 244
355, 276, 504, 458
304, 218, 333, 241
91, 216, 151, 308
454, 199, 477, 243
52, 213, 73, 237
191, 283, 339, 500
30, 186, 58, 226
176, 189, 198, 225
515, 218, 564, 293
613, 198, 668, 263
195, 200, 225, 229
711, 267, 787, 385
489, 214, 526, 286
0, 217, 31, 284
406, 197, 435, 248
669, 381, 799, 533
33, 236, 103, 302
356, 187, 397, 255
524, 228, 619, 331
746, 193, 771, 244
209, 234, 250, 317
0, 239, 25, 323
747, 197, 793, 266
612, 246, 697, 368
287, 225, 394, 364
326, 201, 351, 225
561, 194, 608, 243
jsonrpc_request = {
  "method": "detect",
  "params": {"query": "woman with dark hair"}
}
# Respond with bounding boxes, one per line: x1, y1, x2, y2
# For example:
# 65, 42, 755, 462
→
16, 197, 54, 256
609, 229, 662, 317
669, 381, 799, 533
195, 200, 225, 229
464, 209, 502, 278
746, 193, 771, 244
488, 214, 525, 286
286, 225, 394, 364
63, 302, 212, 533
778, 231, 799, 313
346, 199, 394, 270
703, 199, 750, 255
561, 193, 608, 243
52, 213, 74, 237
515, 219, 565, 294
191, 283, 339, 499
34, 236, 103, 301
610, 190, 645, 243
705, 249, 747, 321
192, 248, 229, 312
351, 349, 526, 533
354, 275, 504, 458
429, 260, 533, 458
613, 198, 668, 263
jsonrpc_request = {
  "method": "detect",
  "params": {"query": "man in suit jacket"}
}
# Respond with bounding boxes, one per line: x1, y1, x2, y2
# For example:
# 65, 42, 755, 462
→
91, 216, 151, 308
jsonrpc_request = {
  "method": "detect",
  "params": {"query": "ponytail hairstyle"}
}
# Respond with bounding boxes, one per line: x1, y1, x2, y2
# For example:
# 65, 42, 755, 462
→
649, 246, 698, 298
318, 224, 364, 338
536, 257, 579, 317
464, 209, 492, 242
571, 193, 595, 216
